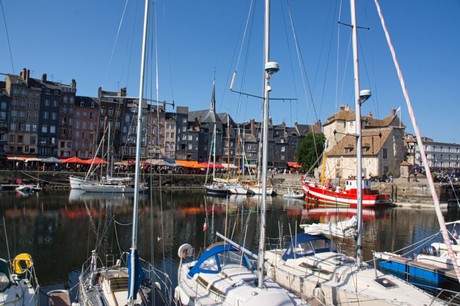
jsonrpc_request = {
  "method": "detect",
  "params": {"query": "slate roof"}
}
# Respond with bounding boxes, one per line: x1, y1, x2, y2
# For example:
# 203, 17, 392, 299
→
326, 127, 393, 157
324, 107, 404, 129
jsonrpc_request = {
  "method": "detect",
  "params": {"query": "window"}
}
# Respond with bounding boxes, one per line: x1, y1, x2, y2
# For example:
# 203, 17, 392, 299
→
10, 123, 16, 131
30, 136, 36, 145
43, 112, 49, 119
42, 125, 48, 133
382, 148, 388, 159
9, 134, 15, 142
50, 125, 56, 133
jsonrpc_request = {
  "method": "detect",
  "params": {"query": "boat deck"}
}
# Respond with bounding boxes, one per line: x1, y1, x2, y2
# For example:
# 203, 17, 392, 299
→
377, 252, 458, 282
47, 289, 72, 306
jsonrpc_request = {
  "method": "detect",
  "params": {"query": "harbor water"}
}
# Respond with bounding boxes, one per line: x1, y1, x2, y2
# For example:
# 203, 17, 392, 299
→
0, 189, 459, 304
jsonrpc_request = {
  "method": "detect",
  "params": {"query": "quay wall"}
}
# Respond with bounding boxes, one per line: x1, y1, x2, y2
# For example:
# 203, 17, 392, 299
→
1, 171, 457, 207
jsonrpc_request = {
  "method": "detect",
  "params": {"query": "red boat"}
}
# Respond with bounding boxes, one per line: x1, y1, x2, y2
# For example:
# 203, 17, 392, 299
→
301, 177, 392, 208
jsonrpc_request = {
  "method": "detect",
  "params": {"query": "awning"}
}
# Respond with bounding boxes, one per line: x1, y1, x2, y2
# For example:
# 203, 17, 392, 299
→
7, 156, 30, 161
287, 162, 301, 168
41, 157, 62, 163
198, 162, 223, 169
175, 160, 202, 169
60, 156, 86, 164
221, 163, 238, 169
81, 157, 108, 165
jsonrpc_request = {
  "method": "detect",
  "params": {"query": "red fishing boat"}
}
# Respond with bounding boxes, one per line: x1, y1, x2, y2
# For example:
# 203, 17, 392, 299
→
301, 176, 392, 208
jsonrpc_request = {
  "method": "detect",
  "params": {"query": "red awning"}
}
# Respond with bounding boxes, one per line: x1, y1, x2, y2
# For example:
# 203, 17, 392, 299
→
81, 157, 108, 165
287, 162, 301, 168
198, 162, 224, 169
60, 156, 86, 164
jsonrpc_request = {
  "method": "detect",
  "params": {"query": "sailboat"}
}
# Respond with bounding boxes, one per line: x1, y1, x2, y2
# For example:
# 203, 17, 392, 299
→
263, 0, 446, 305
77, 1, 173, 305
69, 121, 147, 193
174, 0, 307, 305
204, 123, 230, 196
0, 253, 40, 306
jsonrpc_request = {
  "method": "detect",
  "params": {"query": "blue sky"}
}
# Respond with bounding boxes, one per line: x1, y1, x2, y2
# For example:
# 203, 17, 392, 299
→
1, 0, 459, 143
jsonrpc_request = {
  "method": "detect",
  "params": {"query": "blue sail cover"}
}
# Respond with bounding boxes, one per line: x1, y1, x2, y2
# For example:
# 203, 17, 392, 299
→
188, 243, 254, 278
282, 233, 332, 261
127, 250, 146, 300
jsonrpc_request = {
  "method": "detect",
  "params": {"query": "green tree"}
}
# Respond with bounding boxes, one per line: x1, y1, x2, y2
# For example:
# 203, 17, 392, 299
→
297, 131, 326, 173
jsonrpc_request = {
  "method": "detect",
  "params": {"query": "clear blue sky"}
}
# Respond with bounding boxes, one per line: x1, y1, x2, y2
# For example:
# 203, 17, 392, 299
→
1, 0, 459, 143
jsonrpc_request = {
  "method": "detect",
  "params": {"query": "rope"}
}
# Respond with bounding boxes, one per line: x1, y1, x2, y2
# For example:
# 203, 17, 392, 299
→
374, 0, 460, 283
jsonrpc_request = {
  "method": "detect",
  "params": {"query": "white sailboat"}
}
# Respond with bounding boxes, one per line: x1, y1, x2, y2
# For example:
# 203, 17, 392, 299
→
174, 0, 307, 305
0, 253, 40, 306
69, 121, 147, 193
77, 1, 173, 305
263, 0, 446, 305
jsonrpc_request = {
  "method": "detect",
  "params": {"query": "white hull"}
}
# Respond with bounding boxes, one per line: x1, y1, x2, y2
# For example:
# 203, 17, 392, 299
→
175, 242, 306, 306
248, 185, 273, 195
80, 182, 147, 193
264, 234, 443, 305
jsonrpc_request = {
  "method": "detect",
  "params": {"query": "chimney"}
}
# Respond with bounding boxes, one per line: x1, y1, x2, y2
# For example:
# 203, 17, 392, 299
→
71, 79, 77, 91
250, 119, 255, 135
120, 87, 127, 97
368, 111, 373, 117
392, 108, 396, 116
340, 105, 345, 111
42, 73, 47, 82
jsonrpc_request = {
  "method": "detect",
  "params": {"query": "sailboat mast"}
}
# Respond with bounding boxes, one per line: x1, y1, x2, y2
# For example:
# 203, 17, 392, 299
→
128, 0, 150, 303
350, 0, 364, 266
257, 0, 271, 289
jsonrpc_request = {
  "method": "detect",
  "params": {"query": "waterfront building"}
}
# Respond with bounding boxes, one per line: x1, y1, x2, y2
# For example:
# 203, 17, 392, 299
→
58, 79, 77, 158
415, 137, 460, 172
73, 96, 98, 159
0, 81, 10, 154
323, 105, 405, 178
5, 70, 41, 156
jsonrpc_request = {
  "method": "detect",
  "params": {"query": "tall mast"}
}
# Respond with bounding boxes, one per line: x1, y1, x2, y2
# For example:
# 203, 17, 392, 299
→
128, 0, 150, 303
258, 0, 271, 289
350, 0, 365, 267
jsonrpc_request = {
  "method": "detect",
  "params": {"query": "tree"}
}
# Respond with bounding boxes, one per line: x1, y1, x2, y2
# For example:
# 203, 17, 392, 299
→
297, 131, 326, 174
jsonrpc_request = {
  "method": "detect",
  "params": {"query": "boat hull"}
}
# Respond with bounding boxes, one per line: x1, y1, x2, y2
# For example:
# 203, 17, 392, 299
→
301, 178, 391, 208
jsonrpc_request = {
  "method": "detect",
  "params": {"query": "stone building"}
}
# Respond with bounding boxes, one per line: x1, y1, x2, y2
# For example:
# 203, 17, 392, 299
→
322, 105, 405, 179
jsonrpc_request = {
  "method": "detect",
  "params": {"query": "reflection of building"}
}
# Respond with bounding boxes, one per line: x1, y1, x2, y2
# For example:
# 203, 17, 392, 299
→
414, 137, 460, 171
323, 105, 405, 178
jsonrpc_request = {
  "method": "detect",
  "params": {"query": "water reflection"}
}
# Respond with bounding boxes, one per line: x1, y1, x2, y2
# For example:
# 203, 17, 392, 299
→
0, 190, 459, 292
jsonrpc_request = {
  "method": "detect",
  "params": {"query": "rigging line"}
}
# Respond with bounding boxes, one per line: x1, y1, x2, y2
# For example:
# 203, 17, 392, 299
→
374, 0, 460, 284
335, 0, 344, 110
2, 216, 11, 262
233, 0, 257, 78
0, 0, 14, 73
159, 0, 176, 101
316, 1, 340, 119
285, 1, 318, 123
280, 0, 299, 126
104, 0, 130, 85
